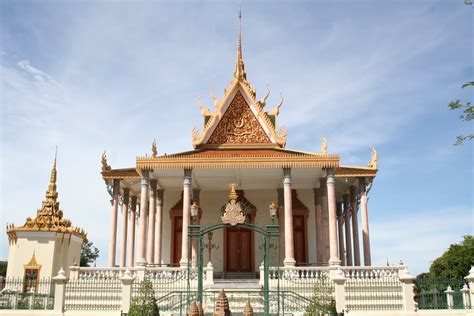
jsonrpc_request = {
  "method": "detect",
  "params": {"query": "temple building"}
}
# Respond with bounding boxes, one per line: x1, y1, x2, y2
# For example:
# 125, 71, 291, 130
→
101, 14, 378, 277
5, 152, 86, 283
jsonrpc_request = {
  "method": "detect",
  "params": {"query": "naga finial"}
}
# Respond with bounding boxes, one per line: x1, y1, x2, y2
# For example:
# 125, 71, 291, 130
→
257, 84, 270, 108
321, 137, 328, 155
197, 96, 212, 117
151, 139, 158, 158
368, 147, 378, 169
101, 150, 111, 172
268, 93, 284, 116
210, 88, 220, 108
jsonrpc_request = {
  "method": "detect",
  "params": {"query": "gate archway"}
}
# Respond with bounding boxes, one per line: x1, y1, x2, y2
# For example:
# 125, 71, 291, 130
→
187, 221, 280, 314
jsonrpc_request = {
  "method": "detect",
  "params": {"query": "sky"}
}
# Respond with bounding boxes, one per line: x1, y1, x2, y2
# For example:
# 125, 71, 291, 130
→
0, 0, 472, 276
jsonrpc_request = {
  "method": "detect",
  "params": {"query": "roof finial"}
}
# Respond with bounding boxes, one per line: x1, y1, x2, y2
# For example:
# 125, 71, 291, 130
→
234, 5, 247, 81
45, 147, 59, 202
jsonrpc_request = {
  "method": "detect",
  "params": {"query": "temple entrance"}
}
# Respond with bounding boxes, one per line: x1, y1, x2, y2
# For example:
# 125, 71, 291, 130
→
224, 226, 253, 273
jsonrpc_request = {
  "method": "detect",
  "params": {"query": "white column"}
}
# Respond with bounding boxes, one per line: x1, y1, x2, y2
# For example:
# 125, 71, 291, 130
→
320, 178, 329, 262
180, 169, 192, 267
359, 177, 372, 266
120, 188, 129, 267
108, 179, 120, 267
137, 170, 149, 266
154, 189, 164, 264
128, 196, 137, 267
191, 189, 201, 267
350, 186, 361, 266
147, 179, 157, 264
337, 202, 345, 265
314, 188, 323, 263
283, 168, 295, 267
327, 169, 341, 266
343, 194, 352, 266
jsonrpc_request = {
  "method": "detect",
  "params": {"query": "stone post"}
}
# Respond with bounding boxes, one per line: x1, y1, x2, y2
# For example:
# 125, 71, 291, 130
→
350, 186, 360, 266
108, 179, 120, 267
205, 262, 214, 285
128, 196, 137, 267
120, 269, 135, 313
327, 169, 341, 266
283, 168, 295, 267
314, 188, 323, 263
343, 194, 352, 266
259, 262, 264, 286
337, 202, 345, 265
399, 269, 416, 312
466, 266, 474, 309
52, 268, 68, 313
147, 179, 157, 264
331, 268, 347, 314
120, 188, 130, 267
180, 169, 192, 267
320, 178, 329, 262
69, 264, 79, 279
359, 177, 372, 266
461, 284, 471, 309
137, 170, 149, 266
445, 286, 454, 309
154, 189, 164, 264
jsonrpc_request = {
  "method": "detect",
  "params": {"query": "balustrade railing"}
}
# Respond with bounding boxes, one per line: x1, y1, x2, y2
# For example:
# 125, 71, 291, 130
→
341, 265, 404, 311
64, 277, 122, 310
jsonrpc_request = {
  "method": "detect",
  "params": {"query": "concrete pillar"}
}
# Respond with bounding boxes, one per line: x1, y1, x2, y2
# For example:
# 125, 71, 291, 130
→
337, 202, 345, 265
147, 179, 157, 264
283, 168, 295, 267
52, 268, 68, 313
359, 177, 372, 266
343, 194, 352, 266
466, 267, 474, 309
399, 269, 416, 312
120, 188, 130, 267
137, 170, 149, 266
320, 178, 329, 262
350, 186, 361, 266
108, 179, 120, 267
180, 169, 192, 267
331, 268, 347, 313
128, 196, 137, 268
154, 189, 164, 264
314, 188, 323, 263
120, 269, 135, 313
327, 169, 341, 266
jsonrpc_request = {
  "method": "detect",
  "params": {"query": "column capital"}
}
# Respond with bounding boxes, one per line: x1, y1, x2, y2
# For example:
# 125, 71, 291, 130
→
313, 188, 321, 204
343, 193, 350, 206
350, 185, 358, 200
336, 202, 343, 218
140, 170, 150, 186
112, 179, 121, 194
184, 169, 192, 186
131, 195, 137, 207
319, 178, 328, 194
156, 189, 164, 205
283, 168, 291, 184
326, 169, 336, 186
358, 177, 367, 194
123, 188, 130, 204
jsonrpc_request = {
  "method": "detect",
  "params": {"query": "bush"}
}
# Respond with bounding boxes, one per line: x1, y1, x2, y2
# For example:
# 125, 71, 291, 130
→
305, 273, 337, 316
128, 279, 159, 316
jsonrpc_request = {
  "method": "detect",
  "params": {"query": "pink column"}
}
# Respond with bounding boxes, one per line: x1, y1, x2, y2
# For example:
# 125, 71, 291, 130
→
343, 194, 352, 266
337, 201, 345, 265
359, 177, 372, 266
350, 186, 361, 266
277, 188, 285, 265
147, 180, 157, 264
327, 169, 341, 266
128, 196, 137, 267
137, 170, 149, 266
283, 168, 295, 266
120, 188, 130, 267
313, 188, 323, 263
108, 179, 120, 267
320, 178, 329, 262
154, 189, 164, 264
180, 169, 192, 267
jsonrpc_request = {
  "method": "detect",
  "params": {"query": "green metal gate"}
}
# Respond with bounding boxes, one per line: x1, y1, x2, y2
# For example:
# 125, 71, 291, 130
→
187, 222, 280, 315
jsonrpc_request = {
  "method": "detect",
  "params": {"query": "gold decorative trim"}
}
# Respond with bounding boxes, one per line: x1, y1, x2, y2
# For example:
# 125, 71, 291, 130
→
102, 168, 139, 180
336, 165, 378, 177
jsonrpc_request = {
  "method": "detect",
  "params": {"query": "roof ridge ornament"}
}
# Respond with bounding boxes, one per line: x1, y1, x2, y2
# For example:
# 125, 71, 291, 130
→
151, 139, 158, 158
321, 137, 328, 155
101, 150, 111, 172
368, 147, 378, 169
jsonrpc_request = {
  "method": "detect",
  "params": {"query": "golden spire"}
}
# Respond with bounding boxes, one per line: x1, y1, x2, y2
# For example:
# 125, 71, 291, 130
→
368, 147, 378, 169
151, 139, 158, 158
321, 137, 328, 155
45, 147, 58, 202
228, 183, 239, 201
234, 7, 247, 82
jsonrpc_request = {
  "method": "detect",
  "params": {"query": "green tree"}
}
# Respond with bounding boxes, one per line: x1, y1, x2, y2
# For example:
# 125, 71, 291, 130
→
449, 82, 473, 145
128, 279, 159, 316
429, 235, 474, 279
305, 273, 337, 316
80, 238, 99, 267
0, 261, 7, 277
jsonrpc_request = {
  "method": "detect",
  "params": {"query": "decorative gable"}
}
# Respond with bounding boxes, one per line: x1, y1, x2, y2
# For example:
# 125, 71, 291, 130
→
207, 91, 272, 145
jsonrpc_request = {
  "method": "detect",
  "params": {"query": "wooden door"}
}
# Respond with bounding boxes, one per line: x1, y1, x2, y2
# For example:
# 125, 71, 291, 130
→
172, 216, 182, 265
293, 215, 307, 264
225, 227, 252, 272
